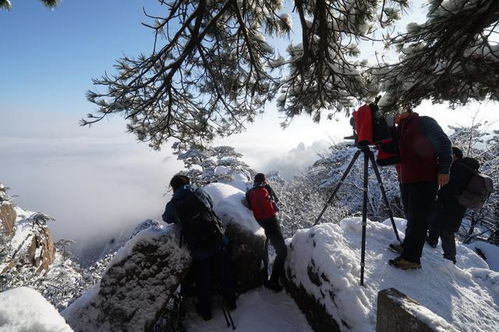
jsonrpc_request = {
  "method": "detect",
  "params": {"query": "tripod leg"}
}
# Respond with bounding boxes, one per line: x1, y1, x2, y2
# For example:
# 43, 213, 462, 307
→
314, 149, 362, 226
360, 149, 369, 287
216, 282, 235, 329
368, 152, 402, 243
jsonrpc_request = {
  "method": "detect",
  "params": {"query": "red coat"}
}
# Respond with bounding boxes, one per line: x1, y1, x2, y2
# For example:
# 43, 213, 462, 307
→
396, 114, 439, 184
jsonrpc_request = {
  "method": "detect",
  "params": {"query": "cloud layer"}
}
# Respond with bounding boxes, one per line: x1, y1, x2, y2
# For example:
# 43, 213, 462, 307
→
0, 112, 182, 246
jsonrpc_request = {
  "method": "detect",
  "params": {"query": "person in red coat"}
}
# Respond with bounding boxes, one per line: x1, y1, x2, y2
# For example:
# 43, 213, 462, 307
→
388, 110, 452, 270
246, 173, 287, 292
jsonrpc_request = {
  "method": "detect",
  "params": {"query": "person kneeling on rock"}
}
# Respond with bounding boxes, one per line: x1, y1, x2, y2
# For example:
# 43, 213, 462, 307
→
162, 174, 236, 321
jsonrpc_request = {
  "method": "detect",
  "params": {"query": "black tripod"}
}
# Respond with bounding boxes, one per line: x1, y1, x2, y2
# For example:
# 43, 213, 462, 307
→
314, 144, 402, 286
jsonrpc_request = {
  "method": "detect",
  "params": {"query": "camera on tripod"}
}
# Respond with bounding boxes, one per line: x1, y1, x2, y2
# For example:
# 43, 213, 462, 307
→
346, 96, 400, 166
316, 95, 403, 286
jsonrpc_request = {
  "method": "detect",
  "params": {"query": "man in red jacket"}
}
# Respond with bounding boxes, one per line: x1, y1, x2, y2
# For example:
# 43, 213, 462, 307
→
246, 173, 287, 292
388, 110, 452, 269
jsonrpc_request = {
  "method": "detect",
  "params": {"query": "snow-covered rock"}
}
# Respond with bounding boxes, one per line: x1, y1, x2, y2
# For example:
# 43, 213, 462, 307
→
0, 201, 16, 236
377, 288, 457, 332
204, 183, 266, 292
284, 217, 499, 332
0, 287, 73, 332
62, 224, 191, 331
1, 208, 56, 273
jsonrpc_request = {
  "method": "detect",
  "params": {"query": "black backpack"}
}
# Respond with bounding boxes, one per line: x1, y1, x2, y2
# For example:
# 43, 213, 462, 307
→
174, 189, 225, 251
455, 164, 494, 209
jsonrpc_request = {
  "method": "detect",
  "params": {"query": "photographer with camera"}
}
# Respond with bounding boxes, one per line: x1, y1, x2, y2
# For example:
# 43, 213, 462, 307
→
387, 110, 452, 270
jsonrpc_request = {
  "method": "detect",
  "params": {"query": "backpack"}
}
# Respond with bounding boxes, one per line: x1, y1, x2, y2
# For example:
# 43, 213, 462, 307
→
247, 186, 276, 220
455, 164, 494, 209
174, 189, 224, 250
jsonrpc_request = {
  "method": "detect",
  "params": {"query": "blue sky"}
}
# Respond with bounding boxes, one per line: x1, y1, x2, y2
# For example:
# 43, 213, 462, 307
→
1, 0, 162, 114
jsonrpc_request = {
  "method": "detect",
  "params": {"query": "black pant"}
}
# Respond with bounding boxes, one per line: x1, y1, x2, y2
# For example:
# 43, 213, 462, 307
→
400, 181, 438, 263
257, 216, 287, 284
428, 221, 457, 261
194, 247, 236, 315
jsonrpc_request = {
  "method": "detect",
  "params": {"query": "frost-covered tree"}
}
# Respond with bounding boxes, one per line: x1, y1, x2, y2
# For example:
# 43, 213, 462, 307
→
82, 0, 498, 149
375, 0, 499, 111
0, 0, 59, 10
302, 142, 403, 222
267, 171, 349, 237
173, 143, 254, 188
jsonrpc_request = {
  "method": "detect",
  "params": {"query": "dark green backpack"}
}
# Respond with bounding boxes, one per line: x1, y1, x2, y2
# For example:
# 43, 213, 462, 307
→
174, 190, 224, 251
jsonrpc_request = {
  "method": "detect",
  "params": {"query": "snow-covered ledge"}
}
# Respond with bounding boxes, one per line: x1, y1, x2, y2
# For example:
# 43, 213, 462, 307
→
283, 218, 499, 331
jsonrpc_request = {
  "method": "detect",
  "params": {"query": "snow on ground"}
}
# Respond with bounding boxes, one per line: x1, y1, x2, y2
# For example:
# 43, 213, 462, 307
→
465, 241, 499, 272
204, 183, 263, 235
186, 287, 312, 332
0, 287, 72, 332
287, 217, 499, 332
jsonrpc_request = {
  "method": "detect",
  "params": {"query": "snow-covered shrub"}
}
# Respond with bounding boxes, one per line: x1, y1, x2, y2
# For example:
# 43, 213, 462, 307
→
172, 143, 254, 191
270, 142, 402, 238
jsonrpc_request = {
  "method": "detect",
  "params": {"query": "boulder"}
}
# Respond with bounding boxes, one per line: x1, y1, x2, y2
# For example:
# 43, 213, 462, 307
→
2, 213, 56, 274
203, 183, 267, 293
62, 224, 191, 332
28, 223, 56, 272
225, 221, 266, 292
0, 202, 16, 237
376, 288, 458, 332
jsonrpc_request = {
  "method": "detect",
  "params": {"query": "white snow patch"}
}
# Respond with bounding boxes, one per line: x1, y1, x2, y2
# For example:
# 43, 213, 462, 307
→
108, 222, 174, 267
203, 183, 264, 235
286, 217, 499, 331
187, 287, 312, 332
465, 241, 499, 272
0, 287, 73, 332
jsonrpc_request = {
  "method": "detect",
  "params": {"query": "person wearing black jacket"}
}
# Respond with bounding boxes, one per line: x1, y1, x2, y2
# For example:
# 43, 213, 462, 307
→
388, 110, 452, 270
426, 147, 480, 263
162, 175, 236, 321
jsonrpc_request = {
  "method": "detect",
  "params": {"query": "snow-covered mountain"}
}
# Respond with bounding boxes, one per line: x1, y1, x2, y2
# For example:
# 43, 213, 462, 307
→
1, 132, 498, 331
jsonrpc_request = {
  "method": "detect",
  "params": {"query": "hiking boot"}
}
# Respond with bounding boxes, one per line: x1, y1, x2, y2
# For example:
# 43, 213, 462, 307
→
195, 304, 212, 321
264, 280, 283, 293
388, 243, 403, 254
425, 237, 437, 248
443, 255, 456, 264
388, 256, 421, 270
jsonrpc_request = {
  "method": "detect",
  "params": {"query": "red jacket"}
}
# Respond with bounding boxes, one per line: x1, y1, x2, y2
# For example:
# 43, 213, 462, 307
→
396, 114, 451, 184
